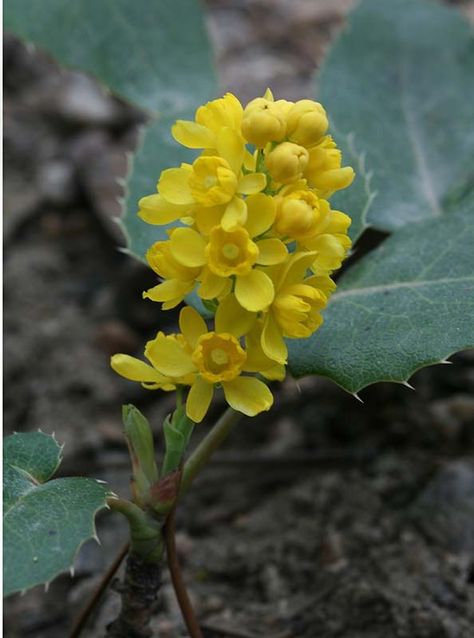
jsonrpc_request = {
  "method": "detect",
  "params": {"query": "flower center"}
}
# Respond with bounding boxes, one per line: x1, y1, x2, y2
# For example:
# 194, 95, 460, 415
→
210, 347, 229, 366
222, 243, 240, 260
203, 175, 218, 189
192, 332, 247, 383
206, 226, 258, 277
189, 156, 238, 206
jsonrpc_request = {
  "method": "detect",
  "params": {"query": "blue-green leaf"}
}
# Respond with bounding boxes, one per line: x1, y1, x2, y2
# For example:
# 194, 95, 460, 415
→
3, 432, 109, 596
318, 0, 474, 235
288, 207, 474, 392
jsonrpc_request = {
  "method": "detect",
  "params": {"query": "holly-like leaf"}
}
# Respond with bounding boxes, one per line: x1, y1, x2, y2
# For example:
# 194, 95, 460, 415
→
318, 0, 474, 235
3, 432, 109, 597
4, 0, 217, 260
3, 0, 216, 115
288, 207, 474, 392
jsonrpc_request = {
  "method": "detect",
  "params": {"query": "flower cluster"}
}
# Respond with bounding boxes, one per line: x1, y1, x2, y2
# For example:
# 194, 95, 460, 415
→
111, 91, 354, 422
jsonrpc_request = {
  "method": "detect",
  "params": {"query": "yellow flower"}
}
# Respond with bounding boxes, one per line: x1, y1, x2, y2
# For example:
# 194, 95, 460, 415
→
172, 93, 244, 150
110, 331, 196, 392
274, 186, 326, 240
166, 217, 288, 312
188, 156, 238, 206
286, 100, 329, 147
304, 136, 355, 197
111, 306, 275, 423
297, 201, 352, 271
140, 148, 266, 232
143, 241, 200, 309
265, 142, 309, 184
260, 252, 336, 365
241, 90, 288, 148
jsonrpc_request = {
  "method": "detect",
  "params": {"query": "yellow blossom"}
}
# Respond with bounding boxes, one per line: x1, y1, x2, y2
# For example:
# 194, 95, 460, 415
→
297, 201, 352, 271
165, 219, 288, 312
111, 307, 275, 423
140, 146, 266, 232
265, 142, 309, 184
274, 186, 326, 240
143, 241, 200, 309
260, 252, 336, 365
304, 136, 355, 197
286, 100, 329, 147
241, 91, 287, 148
172, 93, 244, 150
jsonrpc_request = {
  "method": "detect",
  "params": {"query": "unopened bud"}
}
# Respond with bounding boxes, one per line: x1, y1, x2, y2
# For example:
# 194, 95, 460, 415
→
122, 404, 159, 505
286, 100, 328, 147
265, 142, 309, 184
310, 167, 355, 194
242, 98, 286, 148
275, 190, 320, 239
305, 138, 355, 194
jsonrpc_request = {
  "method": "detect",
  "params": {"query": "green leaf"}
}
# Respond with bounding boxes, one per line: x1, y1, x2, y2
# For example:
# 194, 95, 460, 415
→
4, 0, 216, 115
318, 0, 474, 234
4, 0, 217, 260
3, 432, 109, 597
288, 207, 474, 392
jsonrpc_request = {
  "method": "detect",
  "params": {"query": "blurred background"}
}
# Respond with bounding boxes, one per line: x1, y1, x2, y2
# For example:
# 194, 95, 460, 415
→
4, 1, 474, 636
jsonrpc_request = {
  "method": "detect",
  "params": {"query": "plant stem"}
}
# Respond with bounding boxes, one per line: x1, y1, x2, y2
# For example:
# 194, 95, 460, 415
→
69, 542, 129, 638
164, 504, 203, 638
180, 408, 241, 496
107, 498, 163, 562
105, 551, 163, 638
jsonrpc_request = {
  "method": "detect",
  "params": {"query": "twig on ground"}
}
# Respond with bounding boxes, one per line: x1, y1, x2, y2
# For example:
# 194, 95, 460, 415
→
69, 542, 129, 638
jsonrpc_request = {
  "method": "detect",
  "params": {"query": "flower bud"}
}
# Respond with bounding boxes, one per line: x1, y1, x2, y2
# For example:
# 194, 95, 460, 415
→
122, 404, 159, 505
286, 100, 328, 147
304, 137, 355, 195
275, 190, 320, 239
265, 142, 309, 184
242, 98, 286, 148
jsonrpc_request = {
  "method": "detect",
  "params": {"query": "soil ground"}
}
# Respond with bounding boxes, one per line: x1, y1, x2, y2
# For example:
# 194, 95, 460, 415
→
4, 1, 474, 636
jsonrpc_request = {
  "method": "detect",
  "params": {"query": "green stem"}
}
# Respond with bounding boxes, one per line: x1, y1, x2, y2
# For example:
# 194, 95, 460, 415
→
107, 498, 163, 562
180, 408, 241, 496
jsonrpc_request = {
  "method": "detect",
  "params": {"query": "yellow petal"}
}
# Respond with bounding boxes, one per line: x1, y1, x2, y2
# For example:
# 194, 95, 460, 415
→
158, 165, 194, 205
305, 234, 347, 270
221, 197, 247, 231
238, 172, 267, 195
138, 194, 189, 225
186, 376, 214, 423
179, 306, 208, 348
325, 210, 352, 234
215, 294, 256, 337
170, 227, 207, 267
194, 205, 225, 235
110, 354, 166, 383
222, 377, 273, 416
198, 268, 228, 300
243, 322, 276, 373
263, 88, 274, 101
235, 269, 274, 312
143, 279, 193, 303
217, 127, 244, 174
278, 250, 318, 289
305, 274, 336, 299
256, 239, 288, 265
243, 149, 257, 171
261, 313, 287, 365
260, 364, 286, 382
172, 120, 216, 149
145, 334, 195, 377
245, 193, 276, 238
